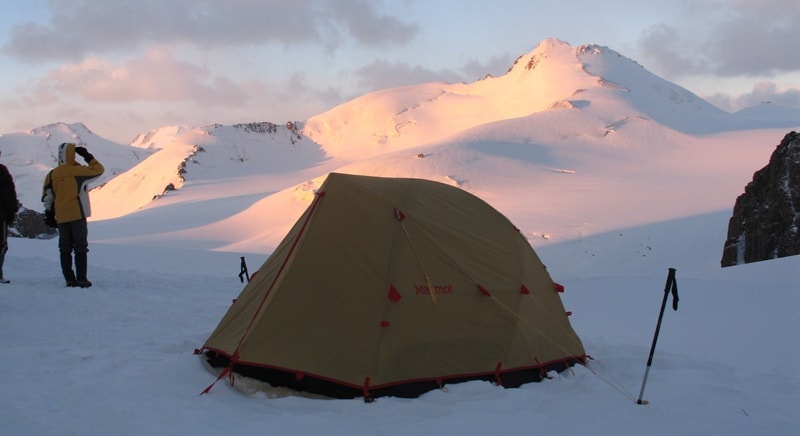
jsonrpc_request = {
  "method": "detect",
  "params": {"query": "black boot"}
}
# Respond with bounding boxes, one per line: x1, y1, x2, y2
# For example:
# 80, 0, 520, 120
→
61, 251, 77, 287
74, 251, 92, 288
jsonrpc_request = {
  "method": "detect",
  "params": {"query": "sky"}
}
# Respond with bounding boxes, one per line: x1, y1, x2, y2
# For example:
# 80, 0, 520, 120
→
1, 0, 799, 144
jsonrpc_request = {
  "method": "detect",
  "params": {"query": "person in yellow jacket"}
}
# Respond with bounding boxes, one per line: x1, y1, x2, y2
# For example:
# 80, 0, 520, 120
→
42, 143, 104, 288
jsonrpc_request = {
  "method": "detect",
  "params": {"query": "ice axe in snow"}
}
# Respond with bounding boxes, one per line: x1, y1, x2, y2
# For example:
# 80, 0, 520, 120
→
637, 268, 679, 405
239, 256, 250, 283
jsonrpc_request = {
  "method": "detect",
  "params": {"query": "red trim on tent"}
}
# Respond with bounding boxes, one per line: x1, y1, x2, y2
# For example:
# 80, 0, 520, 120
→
394, 208, 405, 221
202, 346, 588, 395
296, 372, 304, 381
520, 284, 530, 295
387, 285, 402, 302
478, 284, 492, 297
553, 282, 565, 292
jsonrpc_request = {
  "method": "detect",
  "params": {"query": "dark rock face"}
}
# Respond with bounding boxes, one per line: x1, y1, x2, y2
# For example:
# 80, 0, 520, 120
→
721, 131, 800, 267
9, 207, 57, 240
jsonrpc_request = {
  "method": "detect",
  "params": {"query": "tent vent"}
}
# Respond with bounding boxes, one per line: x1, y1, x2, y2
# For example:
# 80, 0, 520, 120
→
387, 285, 402, 302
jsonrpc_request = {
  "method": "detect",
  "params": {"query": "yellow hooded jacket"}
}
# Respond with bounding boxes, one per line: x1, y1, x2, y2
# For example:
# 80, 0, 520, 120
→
42, 143, 105, 224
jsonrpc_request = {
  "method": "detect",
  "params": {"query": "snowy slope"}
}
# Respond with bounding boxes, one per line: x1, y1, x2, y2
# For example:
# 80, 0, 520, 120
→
174, 117, 788, 254
734, 101, 800, 126
1, 203, 797, 435
90, 122, 328, 220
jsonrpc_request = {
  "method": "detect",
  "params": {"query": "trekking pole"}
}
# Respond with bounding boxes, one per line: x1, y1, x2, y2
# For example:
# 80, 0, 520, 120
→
637, 268, 679, 405
239, 256, 250, 283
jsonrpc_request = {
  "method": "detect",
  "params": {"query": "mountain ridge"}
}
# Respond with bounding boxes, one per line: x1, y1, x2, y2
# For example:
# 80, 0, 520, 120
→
0, 38, 797, 250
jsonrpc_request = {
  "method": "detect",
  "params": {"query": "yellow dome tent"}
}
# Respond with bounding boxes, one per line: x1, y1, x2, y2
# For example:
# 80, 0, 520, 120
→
201, 173, 585, 399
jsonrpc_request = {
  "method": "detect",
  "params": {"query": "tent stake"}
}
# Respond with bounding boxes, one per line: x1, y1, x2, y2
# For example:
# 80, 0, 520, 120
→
637, 268, 679, 405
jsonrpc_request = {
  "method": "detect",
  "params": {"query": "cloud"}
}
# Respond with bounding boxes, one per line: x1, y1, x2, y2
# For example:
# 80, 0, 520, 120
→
37, 49, 248, 106
354, 59, 463, 91
705, 81, 800, 112
327, 0, 418, 46
2, 0, 418, 62
353, 54, 518, 95
638, 0, 800, 77
638, 24, 705, 77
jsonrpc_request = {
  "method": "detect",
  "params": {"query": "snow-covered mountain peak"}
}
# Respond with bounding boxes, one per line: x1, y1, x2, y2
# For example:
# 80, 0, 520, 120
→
28, 122, 97, 146
505, 38, 575, 73
303, 38, 753, 161
131, 125, 194, 150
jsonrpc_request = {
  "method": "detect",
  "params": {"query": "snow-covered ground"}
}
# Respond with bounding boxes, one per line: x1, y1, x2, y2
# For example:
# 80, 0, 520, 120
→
1, 207, 796, 435
1, 38, 798, 434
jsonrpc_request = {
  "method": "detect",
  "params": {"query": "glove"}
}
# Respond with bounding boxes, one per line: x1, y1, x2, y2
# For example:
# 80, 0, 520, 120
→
74, 146, 94, 162
44, 209, 57, 228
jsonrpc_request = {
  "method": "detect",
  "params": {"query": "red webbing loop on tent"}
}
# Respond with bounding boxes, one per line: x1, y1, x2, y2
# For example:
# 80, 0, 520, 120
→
394, 208, 405, 221
387, 284, 402, 302
534, 357, 552, 379
520, 284, 530, 295
566, 311, 573, 316
200, 365, 234, 395
494, 362, 503, 386
362, 377, 371, 400
200, 353, 241, 395
295, 372, 304, 381
380, 321, 390, 327
478, 284, 492, 297
553, 282, 565, 292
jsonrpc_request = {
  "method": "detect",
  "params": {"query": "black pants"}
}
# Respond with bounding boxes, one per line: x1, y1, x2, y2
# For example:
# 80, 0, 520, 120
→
58, 219, 89, 281
0, 222, 7, 278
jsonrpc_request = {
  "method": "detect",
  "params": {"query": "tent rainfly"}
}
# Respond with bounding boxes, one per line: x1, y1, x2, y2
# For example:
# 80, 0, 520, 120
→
200, 173, 586, 400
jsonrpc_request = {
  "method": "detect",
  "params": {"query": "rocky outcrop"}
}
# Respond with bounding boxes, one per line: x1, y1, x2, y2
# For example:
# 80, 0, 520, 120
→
10, 207, 57, 239
721, 131, 800, 266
